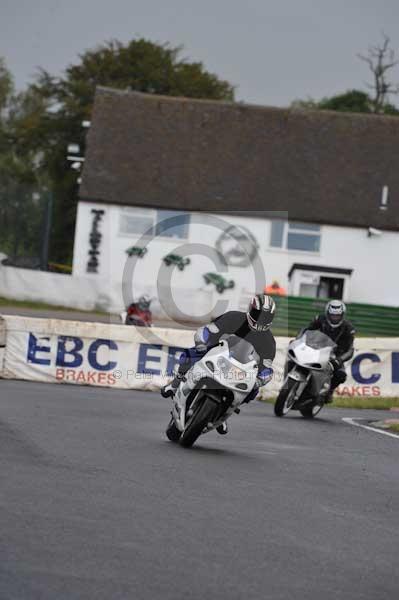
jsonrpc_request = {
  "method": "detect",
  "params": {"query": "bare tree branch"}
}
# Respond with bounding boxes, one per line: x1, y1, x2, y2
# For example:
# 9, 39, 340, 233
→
358, 33, 399, 112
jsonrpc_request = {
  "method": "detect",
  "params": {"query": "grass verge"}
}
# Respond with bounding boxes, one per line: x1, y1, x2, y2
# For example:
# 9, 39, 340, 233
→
259, 396, 399, 410
331, 397, 399, 410
386, 423, 399, 433
0, 296, 106, 315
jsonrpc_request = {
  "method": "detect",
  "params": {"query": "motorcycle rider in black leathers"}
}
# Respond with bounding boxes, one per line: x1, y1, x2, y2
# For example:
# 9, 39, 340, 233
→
161, 294, 277, 434
302, 300, 355, 402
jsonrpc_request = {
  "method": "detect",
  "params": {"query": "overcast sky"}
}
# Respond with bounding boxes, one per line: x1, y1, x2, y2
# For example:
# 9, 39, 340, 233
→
1, 0, 398, 107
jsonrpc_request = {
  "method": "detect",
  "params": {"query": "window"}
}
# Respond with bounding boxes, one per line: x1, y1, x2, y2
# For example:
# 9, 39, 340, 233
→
270, 220, 285, 248
155, 210, 190, 239
119, 208, 190, 239
270, 220, 321, 253
119, 208, 155, 236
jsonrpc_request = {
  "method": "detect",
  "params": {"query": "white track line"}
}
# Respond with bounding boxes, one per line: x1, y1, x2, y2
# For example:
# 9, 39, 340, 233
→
342, 417, 399, 439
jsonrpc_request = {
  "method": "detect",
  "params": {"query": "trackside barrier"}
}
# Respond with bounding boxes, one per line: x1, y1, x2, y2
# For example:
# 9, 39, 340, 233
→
0, 315, 399, 398
0, 317, 5, 373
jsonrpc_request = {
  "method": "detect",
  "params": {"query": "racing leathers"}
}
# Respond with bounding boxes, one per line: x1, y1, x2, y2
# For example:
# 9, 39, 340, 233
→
303, 314, 355, 394
165, 310, 276, 402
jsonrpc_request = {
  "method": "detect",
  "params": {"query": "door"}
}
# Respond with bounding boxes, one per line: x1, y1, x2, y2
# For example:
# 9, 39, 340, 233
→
318, 277, 344, 300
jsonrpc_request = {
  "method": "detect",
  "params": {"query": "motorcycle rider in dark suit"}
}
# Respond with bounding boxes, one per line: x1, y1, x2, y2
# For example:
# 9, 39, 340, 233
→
162, 294, 277, 433
302, 300, 355, 402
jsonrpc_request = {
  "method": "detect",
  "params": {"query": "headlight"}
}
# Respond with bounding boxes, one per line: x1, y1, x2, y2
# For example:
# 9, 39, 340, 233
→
217, 357, 247, 381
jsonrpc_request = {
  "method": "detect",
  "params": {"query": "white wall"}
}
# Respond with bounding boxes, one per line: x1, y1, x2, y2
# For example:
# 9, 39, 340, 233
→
0, 263, 122, 312
73, 201, 399, 307
0, 263, 214, 322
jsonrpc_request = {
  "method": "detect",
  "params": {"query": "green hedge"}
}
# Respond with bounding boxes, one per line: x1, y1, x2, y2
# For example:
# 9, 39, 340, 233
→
272, 296, 399, 337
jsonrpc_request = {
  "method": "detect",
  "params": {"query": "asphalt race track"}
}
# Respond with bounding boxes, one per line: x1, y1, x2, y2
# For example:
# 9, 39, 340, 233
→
1, 380, 398, 600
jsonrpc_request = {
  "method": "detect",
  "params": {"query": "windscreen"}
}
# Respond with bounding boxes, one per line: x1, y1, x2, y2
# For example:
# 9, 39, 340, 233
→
304, 330, 336, 350
221, 334, 259, 364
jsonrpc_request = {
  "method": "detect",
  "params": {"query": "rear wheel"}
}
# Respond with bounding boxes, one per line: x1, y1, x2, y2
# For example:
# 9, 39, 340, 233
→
180, 397, 216, 448
300, 403, 323, 419
165, 417, 181, 442
274, 378, 299, 417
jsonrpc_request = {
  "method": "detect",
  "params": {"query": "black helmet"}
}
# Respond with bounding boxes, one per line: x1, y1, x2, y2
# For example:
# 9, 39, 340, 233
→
325, 299, 346, 328
247, 294, 276, 332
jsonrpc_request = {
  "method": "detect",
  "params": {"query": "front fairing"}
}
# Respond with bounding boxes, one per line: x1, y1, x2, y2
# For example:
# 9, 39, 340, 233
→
289, 331, 335, 369
172, 338, 258, 431
286, 331, 335, 401
192, 340, 258, 393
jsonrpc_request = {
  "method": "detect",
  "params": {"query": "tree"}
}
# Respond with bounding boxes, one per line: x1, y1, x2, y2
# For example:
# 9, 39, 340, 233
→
22, 39, 235, 263
291, 90, 373, 114
291, 35, 399, 117
0, 59, 48, 260
0, 57, 13, 114
358, 33, 399, 114
292, 88, 399, 116
317, 90, 372, 113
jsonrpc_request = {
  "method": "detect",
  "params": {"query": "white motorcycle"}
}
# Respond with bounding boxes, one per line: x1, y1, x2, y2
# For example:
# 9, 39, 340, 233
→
165, 335, 259, 448
274, 330, 336, 419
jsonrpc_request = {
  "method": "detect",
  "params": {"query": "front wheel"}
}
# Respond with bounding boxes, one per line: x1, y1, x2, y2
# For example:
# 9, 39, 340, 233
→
300, 403, 323, 419
180, 397, 216, 448
274, 378, 299, 417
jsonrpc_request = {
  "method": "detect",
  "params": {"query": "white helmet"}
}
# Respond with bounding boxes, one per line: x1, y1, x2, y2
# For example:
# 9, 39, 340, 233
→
325, 300, 346, 328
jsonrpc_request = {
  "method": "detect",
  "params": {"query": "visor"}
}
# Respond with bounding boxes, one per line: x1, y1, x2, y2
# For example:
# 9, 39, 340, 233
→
247, 311, 272, 331
328, 313, 343, 324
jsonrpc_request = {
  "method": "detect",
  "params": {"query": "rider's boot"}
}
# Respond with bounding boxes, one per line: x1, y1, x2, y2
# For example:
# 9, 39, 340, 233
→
161, 377, 179, 398
324, 390, 334, 404
216, 422, 228, 435
161, 374, 185, 398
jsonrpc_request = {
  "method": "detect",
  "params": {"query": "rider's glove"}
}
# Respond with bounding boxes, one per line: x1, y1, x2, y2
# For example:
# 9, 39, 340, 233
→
194, 326, 211, 354
257, 367, 274, 387
195, 342, 208, 354
330, 357, 343, 371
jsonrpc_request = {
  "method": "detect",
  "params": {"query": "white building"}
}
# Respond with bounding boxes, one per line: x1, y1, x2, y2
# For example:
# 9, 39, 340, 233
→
73, 88, 399, 311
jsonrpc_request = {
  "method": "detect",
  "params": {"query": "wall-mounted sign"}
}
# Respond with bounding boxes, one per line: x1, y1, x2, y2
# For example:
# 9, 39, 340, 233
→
163, 254, 191, 271
87, 209, 105, 274
126, 246, 148, 258
216, 225, 258, 267
203, 273, 235, 294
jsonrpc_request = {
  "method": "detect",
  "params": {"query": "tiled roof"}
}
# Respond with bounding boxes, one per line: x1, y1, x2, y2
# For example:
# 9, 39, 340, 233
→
80, 86, 399, 231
